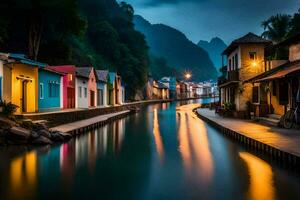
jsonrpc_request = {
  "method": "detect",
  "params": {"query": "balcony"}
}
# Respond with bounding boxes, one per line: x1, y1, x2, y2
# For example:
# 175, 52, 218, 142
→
228, 69, 239, 81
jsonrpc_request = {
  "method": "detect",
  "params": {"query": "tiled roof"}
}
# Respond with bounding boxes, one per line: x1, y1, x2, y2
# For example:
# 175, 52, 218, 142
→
155, 81, 168, 89
0, 53, 47, 67
223, 32, 271, 55
96, 70, 109, 82
76, 67, 92, 79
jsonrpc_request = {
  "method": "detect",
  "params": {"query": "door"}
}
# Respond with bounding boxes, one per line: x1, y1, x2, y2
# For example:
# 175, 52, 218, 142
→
90, 90, 95, 107
97, 89, 103, 106
21, 81, 28, 112
67, 88, 75, 108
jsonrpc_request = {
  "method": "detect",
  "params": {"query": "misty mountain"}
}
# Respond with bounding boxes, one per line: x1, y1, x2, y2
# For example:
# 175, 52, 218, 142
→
197, 37, 227, 71
134, 15, 218, 81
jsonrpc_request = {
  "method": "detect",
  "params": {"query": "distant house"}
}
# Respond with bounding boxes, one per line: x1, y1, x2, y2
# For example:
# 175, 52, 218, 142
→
160, 77, 177, 98
218, 32, 271, 117
108, 72, 122, 106
2, 53, 46, 113
95, 70, 109, 107
76, 67, 97, 108
153, 80, 169, 99
145, 75, 154, 100
245, 33, 300, 117
47, 65, 76, 109
38, 68, 64, 112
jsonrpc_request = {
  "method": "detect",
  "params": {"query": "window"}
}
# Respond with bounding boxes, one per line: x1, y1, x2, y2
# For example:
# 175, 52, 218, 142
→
78, 86, 82, 98
249, 52, 257, 60
232, 56, 235, 70
228, 59, 232, 71
252, 86, 259, 103
68, 74, 73, 81
235, 53, 238, 69
84, 87, 87, 98
40, 83, 44, 99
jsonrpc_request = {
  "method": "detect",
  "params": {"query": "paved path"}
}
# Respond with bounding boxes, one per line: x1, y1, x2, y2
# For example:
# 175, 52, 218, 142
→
197, 108, 300, 157
50, 110, 130, 133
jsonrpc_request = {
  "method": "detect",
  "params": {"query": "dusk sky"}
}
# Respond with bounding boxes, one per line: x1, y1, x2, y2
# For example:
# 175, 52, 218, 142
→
124, 0, 300, 44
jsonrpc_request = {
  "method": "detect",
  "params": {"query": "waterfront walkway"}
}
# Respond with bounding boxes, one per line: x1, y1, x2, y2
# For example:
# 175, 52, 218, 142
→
51, 110, 130, 133
197, 108, 300, 158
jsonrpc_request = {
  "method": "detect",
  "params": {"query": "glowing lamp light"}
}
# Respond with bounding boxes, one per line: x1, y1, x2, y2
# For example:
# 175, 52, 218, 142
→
252, 61, 258, 67
185, 73, 192, 80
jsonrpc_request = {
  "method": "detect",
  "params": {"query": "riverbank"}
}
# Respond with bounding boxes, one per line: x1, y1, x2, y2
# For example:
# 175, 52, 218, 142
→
18, 98, 199, 127
194, 108, 300, 167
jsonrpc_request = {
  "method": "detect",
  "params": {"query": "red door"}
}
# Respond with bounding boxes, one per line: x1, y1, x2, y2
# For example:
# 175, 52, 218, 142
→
67, 88, 75, 108
90, 90, 95, 107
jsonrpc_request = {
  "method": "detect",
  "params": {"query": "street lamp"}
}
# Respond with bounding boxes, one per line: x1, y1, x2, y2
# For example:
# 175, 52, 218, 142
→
184, 72, 192, 80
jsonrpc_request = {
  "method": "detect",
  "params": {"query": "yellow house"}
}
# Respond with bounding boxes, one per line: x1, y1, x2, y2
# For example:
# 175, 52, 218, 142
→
2, 53, 46, 113
218, 33, 271, 118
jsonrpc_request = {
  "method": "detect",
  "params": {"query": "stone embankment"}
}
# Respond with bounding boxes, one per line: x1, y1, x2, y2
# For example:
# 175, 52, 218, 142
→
0, 117, 71, 145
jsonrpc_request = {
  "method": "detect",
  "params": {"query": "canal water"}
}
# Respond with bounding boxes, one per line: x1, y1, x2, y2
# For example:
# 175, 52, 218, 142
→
0, 99, 300, 200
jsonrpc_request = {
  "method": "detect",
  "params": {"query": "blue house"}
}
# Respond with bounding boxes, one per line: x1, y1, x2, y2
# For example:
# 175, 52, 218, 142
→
38, 68, 64, 112
95, 70, 109, 107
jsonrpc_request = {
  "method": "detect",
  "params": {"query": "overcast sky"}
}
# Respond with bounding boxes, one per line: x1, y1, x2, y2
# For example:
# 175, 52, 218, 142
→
122, 0, 300, 44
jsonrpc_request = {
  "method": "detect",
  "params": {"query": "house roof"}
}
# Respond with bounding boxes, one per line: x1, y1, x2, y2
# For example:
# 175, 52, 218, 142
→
109, 72, 116, 84
154, 81, 169, 89
276, 32, 300, 47
40, 68, 66, 76
76, 67, 92, 79
244, 60, 300, 83
0, 53, 47, 67
96, 70, 109, 82
223, 33, 271, 56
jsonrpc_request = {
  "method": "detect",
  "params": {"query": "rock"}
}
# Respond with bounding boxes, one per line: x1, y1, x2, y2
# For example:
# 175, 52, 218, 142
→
9, 127, 31, 140
58, 132, 72, 140
50, 132, 65, 142
38, 130, 51, 139
30, 131, 39, 139
32, 136, 53, 145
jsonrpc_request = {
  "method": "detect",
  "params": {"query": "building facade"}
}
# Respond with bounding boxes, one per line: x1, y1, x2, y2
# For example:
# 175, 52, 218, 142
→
95, 70, 108, 107
38, 68, 63, 112
108, 73, 122, 106
218, 33, 271, 117
47, 65, 76, 109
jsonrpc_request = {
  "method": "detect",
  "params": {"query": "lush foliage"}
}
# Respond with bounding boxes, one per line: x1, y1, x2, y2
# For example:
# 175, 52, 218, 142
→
149, 55, 179, 80
262, 9, 300, 43
0, 0, 149, 98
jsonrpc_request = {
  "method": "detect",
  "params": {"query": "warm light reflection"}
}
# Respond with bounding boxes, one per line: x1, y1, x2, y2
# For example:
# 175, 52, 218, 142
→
10, 151, 37, 199
177, 104, 214, 182
153, 109, 165, 162
239, 152, 275, 200
88, 131, 98, 171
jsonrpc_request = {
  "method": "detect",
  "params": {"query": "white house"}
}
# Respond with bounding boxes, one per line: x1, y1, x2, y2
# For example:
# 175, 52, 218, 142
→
75, 74, 89, 109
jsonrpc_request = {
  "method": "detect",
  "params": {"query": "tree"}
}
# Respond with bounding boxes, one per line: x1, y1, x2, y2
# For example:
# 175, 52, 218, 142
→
0, 0, 86, 60
289, 9, 300, 36
261, 14, 292, 43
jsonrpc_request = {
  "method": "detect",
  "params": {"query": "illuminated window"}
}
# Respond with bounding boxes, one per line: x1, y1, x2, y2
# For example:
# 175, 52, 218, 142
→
68, 74, 73, 81
39, 83, 44, 99
249, 52, 257, 60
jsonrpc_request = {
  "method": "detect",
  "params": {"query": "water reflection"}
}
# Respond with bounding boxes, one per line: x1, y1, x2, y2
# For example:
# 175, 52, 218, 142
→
239, 152, 275, 200
9, 151, 37, 200
153, 109, 165, 162
177, 104, 214, 183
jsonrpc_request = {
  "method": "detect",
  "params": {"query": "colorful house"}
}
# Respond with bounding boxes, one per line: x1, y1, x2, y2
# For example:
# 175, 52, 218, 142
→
76, 67, 97, 108
95, 70, 108, 107
160, 77, 177, 99
47, 65, 76, 109
153, 80, 169, 99
246, 33, 300, 118
2, 53, 46, 113
108, 72, 122, 106
218, 33, 271, 118
38, 68, 64, 112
